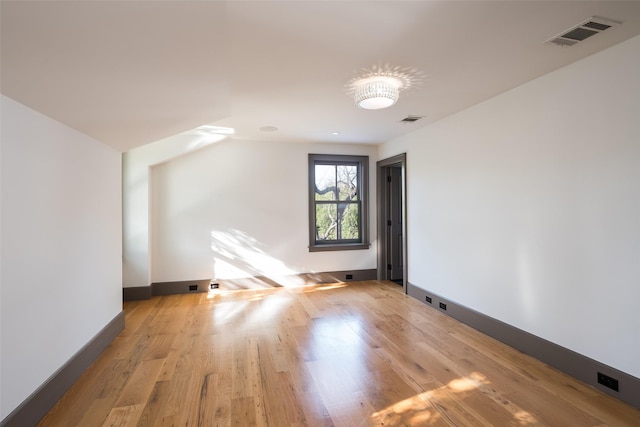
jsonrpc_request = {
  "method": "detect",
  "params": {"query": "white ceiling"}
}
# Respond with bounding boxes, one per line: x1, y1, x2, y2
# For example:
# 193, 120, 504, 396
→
3, 1, 640, 152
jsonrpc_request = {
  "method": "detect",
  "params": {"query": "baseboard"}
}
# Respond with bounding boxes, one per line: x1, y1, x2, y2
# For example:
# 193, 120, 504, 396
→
1, 311, 125, 427
298, 269, 378, 284
122, 286, 152, 301
123, 269, 378, 301
407, 282, 640, 410
152, 279, 211, 296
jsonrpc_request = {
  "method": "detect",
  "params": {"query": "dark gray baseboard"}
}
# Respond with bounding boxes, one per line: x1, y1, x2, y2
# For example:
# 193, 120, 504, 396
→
152, 279, 211, 296
122, 280, 210, 301
407, 282, 640, 410
1, 311, 125, 427
122, 269, 378, 301
122, 286, 152, 301
300, 269, 377, 284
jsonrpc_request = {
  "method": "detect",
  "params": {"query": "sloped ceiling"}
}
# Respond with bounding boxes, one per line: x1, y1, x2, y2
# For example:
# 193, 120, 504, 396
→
2, 1, 640, 152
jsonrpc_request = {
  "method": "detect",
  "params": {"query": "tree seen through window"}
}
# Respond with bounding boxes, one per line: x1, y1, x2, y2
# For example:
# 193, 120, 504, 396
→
309, 154, 369, 251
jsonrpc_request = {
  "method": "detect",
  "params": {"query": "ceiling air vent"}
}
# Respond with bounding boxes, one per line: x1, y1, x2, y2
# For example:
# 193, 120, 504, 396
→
547, 16, 621, 47
400, 115, 423, 123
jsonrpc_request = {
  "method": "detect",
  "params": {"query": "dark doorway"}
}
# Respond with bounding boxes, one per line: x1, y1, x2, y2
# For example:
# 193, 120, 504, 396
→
377, 154, 407, 293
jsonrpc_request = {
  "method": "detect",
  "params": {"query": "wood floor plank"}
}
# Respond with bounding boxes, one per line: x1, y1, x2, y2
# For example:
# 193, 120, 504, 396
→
134, 380, 172, 427
152, 336, 200, 422
73, 397, 114, 427
231, 396, 258, 426
231, 333, 254, 400
199, 372, 232, 426
120, 299, 161, 337
37, 280, 640, 427
114, 358, 165, 407
294, 391, 335, 427
306, 359, 377, 426
101, 404, 142, 427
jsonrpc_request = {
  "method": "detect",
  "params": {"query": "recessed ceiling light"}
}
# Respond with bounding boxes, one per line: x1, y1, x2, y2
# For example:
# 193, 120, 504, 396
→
259, 126, 278, 132
332, 132, 340, 135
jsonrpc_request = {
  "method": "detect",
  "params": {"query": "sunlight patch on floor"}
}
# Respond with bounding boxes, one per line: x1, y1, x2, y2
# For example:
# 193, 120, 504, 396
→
244, 292, 293, 326
371, 371, 540, 426
370, 392, 438, 426
206, 281, 347, 301
212, 300, 249, 322
445, 372, 488, 392
302, 282, 347, 293
514, 410, 539, 425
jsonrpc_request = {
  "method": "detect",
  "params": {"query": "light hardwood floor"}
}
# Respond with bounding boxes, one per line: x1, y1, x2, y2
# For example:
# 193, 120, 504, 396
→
38, 280, 640, 426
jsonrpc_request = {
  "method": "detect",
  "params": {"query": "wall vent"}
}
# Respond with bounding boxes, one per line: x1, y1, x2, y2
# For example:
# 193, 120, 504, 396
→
547, 16, 621, 47
400, 115, 423, 123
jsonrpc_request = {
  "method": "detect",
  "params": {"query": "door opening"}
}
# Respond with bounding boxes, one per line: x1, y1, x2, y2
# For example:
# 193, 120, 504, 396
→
377, 154, 407, 293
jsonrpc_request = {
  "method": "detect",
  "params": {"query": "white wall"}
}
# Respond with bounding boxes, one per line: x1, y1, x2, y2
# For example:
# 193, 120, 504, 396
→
123, 132, 227, 288
380, 35, 640, 378
0, 95, 122, 419
150, 139, 377, 284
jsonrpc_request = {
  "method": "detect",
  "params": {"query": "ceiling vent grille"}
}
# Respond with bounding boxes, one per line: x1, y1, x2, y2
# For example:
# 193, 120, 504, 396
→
547, 16, 621, 47
400, 115, 423, 123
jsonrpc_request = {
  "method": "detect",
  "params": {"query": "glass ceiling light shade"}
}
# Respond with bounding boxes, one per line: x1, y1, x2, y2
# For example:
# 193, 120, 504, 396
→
346, 64, 424, 110
354, 79, 400, 109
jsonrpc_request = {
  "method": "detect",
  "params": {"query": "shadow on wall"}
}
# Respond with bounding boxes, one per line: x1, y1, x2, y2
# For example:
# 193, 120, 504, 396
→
210, 229, 307, 289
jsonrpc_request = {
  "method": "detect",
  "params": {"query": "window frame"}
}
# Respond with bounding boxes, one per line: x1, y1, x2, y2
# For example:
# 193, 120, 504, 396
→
308, 154, 370, 252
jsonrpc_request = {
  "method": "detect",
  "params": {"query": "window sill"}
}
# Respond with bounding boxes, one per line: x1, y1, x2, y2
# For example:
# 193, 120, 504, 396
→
308, 243, 370, 252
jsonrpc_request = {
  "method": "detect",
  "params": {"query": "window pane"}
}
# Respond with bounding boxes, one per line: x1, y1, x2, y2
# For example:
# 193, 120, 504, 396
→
309, 154, 368, 251
315, 203, 337, 241
338, 203, 360, 240
337, 165, 358, 201
315, 164, 336, 201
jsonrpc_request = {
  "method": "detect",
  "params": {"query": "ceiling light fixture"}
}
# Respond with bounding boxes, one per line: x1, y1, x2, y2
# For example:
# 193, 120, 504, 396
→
354, 78, 399, 109
347, 64, 423, 110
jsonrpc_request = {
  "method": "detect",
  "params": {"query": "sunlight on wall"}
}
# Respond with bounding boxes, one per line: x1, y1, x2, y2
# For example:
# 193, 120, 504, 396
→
212, 259, 251, 279
123, 127, 231, 288
187, 133, 228, 151
211, 229, 302, 286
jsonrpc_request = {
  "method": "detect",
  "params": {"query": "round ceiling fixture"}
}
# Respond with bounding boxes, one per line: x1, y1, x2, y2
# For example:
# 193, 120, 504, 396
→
353, 78, 400, 109
346, 64, 423, 110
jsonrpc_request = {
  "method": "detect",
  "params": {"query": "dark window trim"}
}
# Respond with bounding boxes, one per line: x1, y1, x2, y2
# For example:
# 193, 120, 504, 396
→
308, 154, 370, 252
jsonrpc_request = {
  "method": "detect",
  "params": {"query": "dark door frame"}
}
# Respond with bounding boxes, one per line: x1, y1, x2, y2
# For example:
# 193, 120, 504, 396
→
377, 153, 408, 294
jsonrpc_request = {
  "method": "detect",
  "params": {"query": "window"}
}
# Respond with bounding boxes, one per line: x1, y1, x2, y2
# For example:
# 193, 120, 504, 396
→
308, 154, 369, 251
